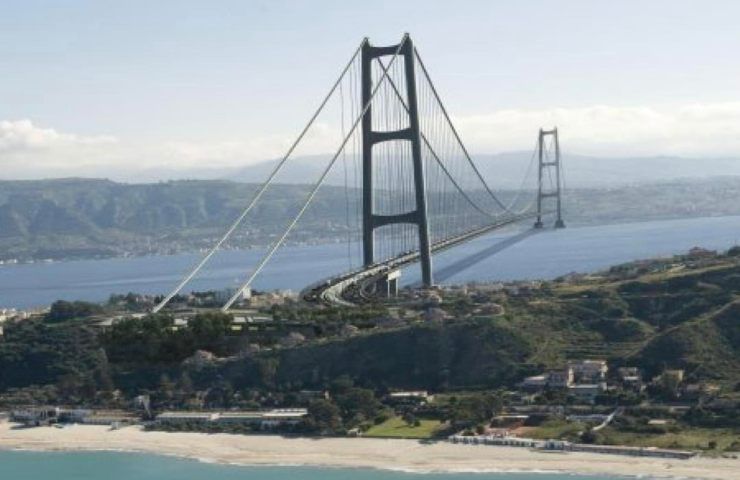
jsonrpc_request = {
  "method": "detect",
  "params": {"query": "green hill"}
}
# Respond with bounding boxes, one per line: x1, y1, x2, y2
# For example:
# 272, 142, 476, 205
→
3, 176, 740, 261
0, 178, 352, 260
1, 251, 739, 404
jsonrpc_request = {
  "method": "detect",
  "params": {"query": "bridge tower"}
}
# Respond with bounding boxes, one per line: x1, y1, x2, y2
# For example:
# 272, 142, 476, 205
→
534, 128, 565, 229
361, 35, 434, 287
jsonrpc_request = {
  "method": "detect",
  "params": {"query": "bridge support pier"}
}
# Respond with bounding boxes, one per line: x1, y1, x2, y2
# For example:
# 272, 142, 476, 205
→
535, 127, 566, 229
375, 269, 401, 298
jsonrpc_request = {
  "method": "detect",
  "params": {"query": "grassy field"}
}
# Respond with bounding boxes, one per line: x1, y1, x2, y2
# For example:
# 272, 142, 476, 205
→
597, 427, 740, 453
524, 419, 587, 441
364, 416, 444, 439
523, 420, 740, 453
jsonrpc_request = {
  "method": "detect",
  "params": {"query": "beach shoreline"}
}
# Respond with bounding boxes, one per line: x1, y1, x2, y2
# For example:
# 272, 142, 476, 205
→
0, 421, 737, 479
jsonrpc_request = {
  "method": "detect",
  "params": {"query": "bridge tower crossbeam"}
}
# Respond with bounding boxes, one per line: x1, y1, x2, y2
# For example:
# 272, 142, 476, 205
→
534, 127, 566, 229
361, 36, 434, 287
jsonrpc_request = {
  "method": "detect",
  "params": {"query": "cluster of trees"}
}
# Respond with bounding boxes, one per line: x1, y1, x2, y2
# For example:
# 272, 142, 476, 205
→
46, 300, 105, 322
107, 293, 154, 312
0, 316, 110, 405
303, 376, 383, 433
304, 381, 504, 436
446, 393, 504, 428
101, 312, 234, 363
269, 304, 389, 324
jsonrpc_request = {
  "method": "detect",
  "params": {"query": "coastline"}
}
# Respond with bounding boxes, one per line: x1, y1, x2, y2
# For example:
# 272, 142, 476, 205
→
0, 422, 737, 479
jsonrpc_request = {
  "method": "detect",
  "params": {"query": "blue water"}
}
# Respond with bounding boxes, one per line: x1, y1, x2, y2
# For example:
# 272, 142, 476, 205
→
0, 450, 635, 480
1, 215, 739, 309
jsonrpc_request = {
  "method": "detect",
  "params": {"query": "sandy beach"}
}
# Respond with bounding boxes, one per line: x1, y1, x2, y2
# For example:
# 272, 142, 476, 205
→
0, 421, 737, 479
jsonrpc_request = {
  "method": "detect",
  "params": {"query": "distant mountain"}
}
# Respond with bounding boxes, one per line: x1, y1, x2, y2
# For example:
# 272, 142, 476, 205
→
2, 175, 740, 262
0, 178, 352, 261
223, 152, 740, 189
69, 152, 740, 188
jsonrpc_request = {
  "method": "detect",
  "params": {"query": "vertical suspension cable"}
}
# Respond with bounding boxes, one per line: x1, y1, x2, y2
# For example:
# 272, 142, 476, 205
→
152, 39, 368, 313
221, 36, 409, 311
339, 79, 353, 270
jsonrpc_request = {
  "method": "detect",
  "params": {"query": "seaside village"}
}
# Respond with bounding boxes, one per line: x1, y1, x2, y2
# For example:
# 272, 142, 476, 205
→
2, 355, 698, 460
1, 248, 738, 460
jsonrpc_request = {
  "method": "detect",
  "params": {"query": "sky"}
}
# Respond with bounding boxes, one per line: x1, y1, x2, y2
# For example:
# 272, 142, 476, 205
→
1, 0, 740, 180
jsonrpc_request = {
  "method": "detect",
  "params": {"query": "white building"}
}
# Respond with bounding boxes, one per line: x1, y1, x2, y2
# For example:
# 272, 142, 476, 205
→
569, 360, 608, 383
155, 409, 308, 429
387, 390, 433, 405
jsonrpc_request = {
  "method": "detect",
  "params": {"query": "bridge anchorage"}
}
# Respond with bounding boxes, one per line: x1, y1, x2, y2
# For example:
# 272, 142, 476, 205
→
153, 33, 567, 312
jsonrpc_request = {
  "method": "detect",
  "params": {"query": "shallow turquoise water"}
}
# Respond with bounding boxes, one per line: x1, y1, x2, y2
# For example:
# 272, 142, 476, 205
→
0, 450, 639, 480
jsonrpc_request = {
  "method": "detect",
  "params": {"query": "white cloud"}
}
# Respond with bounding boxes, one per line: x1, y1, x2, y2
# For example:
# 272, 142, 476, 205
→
0, 119, 346, 180
158, 122, 344, 168
0, 119, 116, 154
0, 120, 120, 177
2, 103, 740, 180
454, 102, 740, 157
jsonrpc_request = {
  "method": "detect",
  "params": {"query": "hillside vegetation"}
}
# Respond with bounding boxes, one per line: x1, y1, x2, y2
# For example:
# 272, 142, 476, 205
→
0, 178, 350, 260
3, 176, 740, 261
2, 250, 739, 407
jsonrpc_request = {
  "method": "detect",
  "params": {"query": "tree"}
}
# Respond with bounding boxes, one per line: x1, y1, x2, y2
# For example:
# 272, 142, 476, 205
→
56, 373, 85, 401
581, 429, 598, 444
308, 399, 342, 432
402, 412, 417, 426
178, 372, 194, 396
256, 357, 280, 388
336, 388, 381, 423
654, 371, 682, 401
158, 374, 175, 401
94, 349, 115, 398
330, 374, 354, 395
448, 393, 503, 426
47, 300, 104, 322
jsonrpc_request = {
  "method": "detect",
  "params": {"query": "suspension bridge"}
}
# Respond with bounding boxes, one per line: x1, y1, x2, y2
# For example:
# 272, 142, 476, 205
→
152, 34, 565, 312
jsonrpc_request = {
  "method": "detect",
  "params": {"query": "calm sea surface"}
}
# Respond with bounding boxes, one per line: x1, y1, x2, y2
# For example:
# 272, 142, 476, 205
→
2, 215, 740, 309
0, 450, 641, 480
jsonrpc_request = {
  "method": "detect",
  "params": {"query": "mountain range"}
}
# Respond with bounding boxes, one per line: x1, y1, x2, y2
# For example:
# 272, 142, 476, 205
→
3, 174, 740, 262
42, 152, 740, 188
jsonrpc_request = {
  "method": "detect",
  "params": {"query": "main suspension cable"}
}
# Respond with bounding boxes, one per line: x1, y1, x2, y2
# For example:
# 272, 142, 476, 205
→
414, 48, 510, 212
221, 36, 409, 311
151, 39, 368, 313
376, 58, 506, 221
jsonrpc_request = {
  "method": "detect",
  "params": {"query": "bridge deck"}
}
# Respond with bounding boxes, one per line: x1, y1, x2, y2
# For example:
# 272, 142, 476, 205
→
301, 211, 543, 306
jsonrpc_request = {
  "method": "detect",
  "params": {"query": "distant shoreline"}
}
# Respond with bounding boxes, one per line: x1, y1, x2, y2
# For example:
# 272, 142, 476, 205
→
2, 213, 739, 268
0, 422, 737, 479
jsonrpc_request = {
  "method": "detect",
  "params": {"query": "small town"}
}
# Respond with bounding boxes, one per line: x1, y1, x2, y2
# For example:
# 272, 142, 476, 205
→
3, 356, 707, 460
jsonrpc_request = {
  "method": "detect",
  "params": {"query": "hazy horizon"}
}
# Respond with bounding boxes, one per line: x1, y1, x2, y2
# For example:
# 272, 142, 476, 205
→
4, 150, 740, 189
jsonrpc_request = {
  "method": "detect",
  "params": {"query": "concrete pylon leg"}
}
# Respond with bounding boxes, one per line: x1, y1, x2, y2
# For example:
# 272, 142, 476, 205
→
375, 270, 401, 298
362, 36, 433, 289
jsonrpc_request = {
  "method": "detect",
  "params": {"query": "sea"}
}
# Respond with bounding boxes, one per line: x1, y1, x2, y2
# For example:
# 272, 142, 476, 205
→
0, 450, 642, 480
2, 215, 740, 309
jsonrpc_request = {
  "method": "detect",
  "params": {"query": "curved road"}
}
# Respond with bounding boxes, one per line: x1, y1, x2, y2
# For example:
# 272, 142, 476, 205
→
301, 212, 544, 306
